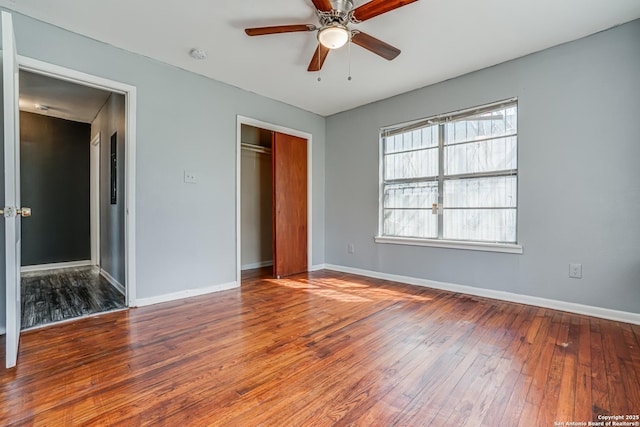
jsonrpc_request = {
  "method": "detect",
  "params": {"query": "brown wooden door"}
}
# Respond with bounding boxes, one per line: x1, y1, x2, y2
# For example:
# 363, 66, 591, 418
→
272, 132, 307, 278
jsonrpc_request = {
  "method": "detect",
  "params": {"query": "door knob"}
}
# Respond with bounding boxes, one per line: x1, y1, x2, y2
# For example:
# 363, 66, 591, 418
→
0, 207, 31, 217
17, 207, 31, 217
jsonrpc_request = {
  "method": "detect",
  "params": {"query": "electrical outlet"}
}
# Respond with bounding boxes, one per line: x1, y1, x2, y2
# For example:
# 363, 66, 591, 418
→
347, 243, 355, 254
569, 263, 582, 279
184, 171, 197, 184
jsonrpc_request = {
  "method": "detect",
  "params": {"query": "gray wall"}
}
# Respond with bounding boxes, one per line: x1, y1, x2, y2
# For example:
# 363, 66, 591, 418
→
91, 93, 125, 284
0, 10, 326, 329
20, 111, 91, 265
325, 20, 640, 314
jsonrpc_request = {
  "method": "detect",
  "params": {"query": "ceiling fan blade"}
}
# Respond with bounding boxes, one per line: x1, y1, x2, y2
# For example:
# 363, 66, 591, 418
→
245, 24, 316, 36
307, 44, 330, 72
352, 0, 418, 22
311, 0, 333, 12
351, 31, 401, 60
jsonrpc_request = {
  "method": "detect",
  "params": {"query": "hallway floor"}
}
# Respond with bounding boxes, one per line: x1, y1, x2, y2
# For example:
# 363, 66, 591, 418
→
21, 267, 126, 330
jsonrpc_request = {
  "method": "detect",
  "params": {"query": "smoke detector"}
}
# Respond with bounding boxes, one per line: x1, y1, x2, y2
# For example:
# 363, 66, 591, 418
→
189, 48, 207, 60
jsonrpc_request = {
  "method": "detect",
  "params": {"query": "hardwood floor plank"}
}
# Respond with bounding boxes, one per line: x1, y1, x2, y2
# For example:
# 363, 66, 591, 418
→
555, 315, 580, 422
518, 312, 562, 425
536, 313, 571, 425
499, 373, 534, 426
1, 269, 639, 425
602, 320, 640, 413
479, 365, 522, 426
590, 319, 612, 418
574, 317, 593, 422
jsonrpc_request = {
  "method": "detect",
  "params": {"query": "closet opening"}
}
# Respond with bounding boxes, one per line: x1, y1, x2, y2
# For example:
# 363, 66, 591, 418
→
237, 118, 311, 283
240, 124, 274, 274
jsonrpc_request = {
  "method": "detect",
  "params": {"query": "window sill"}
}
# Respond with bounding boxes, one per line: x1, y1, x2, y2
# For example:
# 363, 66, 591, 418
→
374, 236, 523, 254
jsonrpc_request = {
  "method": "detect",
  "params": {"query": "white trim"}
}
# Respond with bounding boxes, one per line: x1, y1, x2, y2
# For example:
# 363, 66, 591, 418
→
236, 116, 313, 285
21, 260, 92, 273
136, 281, 239, 307
90, 133, 101, 267
100, 269, 125, 295
18, 55, 138, 308
125, 87, 137, 307
309, 264, 327, 272
241, 260, 273, 271
323, 264, 640, 326
374, 236, 523, 254
19, 56, 134, 95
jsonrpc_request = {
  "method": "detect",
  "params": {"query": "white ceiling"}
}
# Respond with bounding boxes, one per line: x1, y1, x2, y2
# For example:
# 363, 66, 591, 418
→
19, 70, 112, 123
3, 0, 640, 116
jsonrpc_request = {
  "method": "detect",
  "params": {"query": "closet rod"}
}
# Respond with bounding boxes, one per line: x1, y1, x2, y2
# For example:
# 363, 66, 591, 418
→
241, 143, 272, 155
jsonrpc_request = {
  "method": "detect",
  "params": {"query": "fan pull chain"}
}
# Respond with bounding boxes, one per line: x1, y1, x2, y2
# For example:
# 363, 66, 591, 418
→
317, 49, 322, 82
347, 37, 352, 81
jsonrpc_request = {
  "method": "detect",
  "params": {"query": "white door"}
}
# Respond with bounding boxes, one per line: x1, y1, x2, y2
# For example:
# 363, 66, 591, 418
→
2, 11, 23, 369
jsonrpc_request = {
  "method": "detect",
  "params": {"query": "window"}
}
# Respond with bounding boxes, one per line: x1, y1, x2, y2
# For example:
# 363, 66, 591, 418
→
378, 99, 519, 252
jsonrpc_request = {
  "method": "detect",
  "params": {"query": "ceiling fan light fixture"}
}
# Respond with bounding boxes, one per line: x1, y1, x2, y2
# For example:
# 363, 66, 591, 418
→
318, 24, 350, 49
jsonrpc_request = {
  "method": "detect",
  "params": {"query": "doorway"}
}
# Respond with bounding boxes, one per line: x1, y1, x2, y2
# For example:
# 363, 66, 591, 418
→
236, 117, 313, 283
18, 70, 127, 329
3, 12, 137, 368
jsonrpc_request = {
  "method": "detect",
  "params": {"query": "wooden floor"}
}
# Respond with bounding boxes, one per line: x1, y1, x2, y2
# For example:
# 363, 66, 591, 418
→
21, 267, 126, 330
1, 268, 639, 426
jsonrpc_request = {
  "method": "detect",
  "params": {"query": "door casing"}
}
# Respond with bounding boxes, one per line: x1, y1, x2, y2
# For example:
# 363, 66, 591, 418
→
236, 116, 313, 284
16, 56, 138, 307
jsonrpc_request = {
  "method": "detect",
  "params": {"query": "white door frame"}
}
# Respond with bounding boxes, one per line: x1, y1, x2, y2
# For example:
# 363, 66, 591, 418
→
236, 116, 313, 284
90, 133, 101, 268
17, 56, 138, 307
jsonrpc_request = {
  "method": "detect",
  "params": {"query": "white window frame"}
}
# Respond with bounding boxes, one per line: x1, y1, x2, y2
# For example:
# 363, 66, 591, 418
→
375, 98, 523, 254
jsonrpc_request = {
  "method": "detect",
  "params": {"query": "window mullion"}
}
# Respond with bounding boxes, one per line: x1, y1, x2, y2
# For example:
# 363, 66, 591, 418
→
437, 123, 445, 239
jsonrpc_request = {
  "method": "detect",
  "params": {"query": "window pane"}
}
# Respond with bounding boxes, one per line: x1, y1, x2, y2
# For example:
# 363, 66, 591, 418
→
385, 147, 438, 180
384, 125, 438, 154
444, 105, 517, 145
443, 208, 516, 243
384, 209, 437, 238
444, 176, 517, 208
444, 136, 516, 175
383, 182, 437, 238
384, 182, 438, 209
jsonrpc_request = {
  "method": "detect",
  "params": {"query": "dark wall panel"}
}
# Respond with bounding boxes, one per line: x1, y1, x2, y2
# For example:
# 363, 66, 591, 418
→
20, 111, 91, 266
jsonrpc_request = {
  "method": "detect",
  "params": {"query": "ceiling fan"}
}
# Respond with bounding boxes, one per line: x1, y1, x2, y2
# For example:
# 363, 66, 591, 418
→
244, 0, 418, 72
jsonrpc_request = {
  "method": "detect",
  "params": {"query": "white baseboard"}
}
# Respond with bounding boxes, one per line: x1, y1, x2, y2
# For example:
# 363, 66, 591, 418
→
309, 264, 327, 272
323, 264, 640, 326
100, 269, 125, 296
136, 281, 239, 307
241, 261, 273, 271
21, 260, 92, 273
